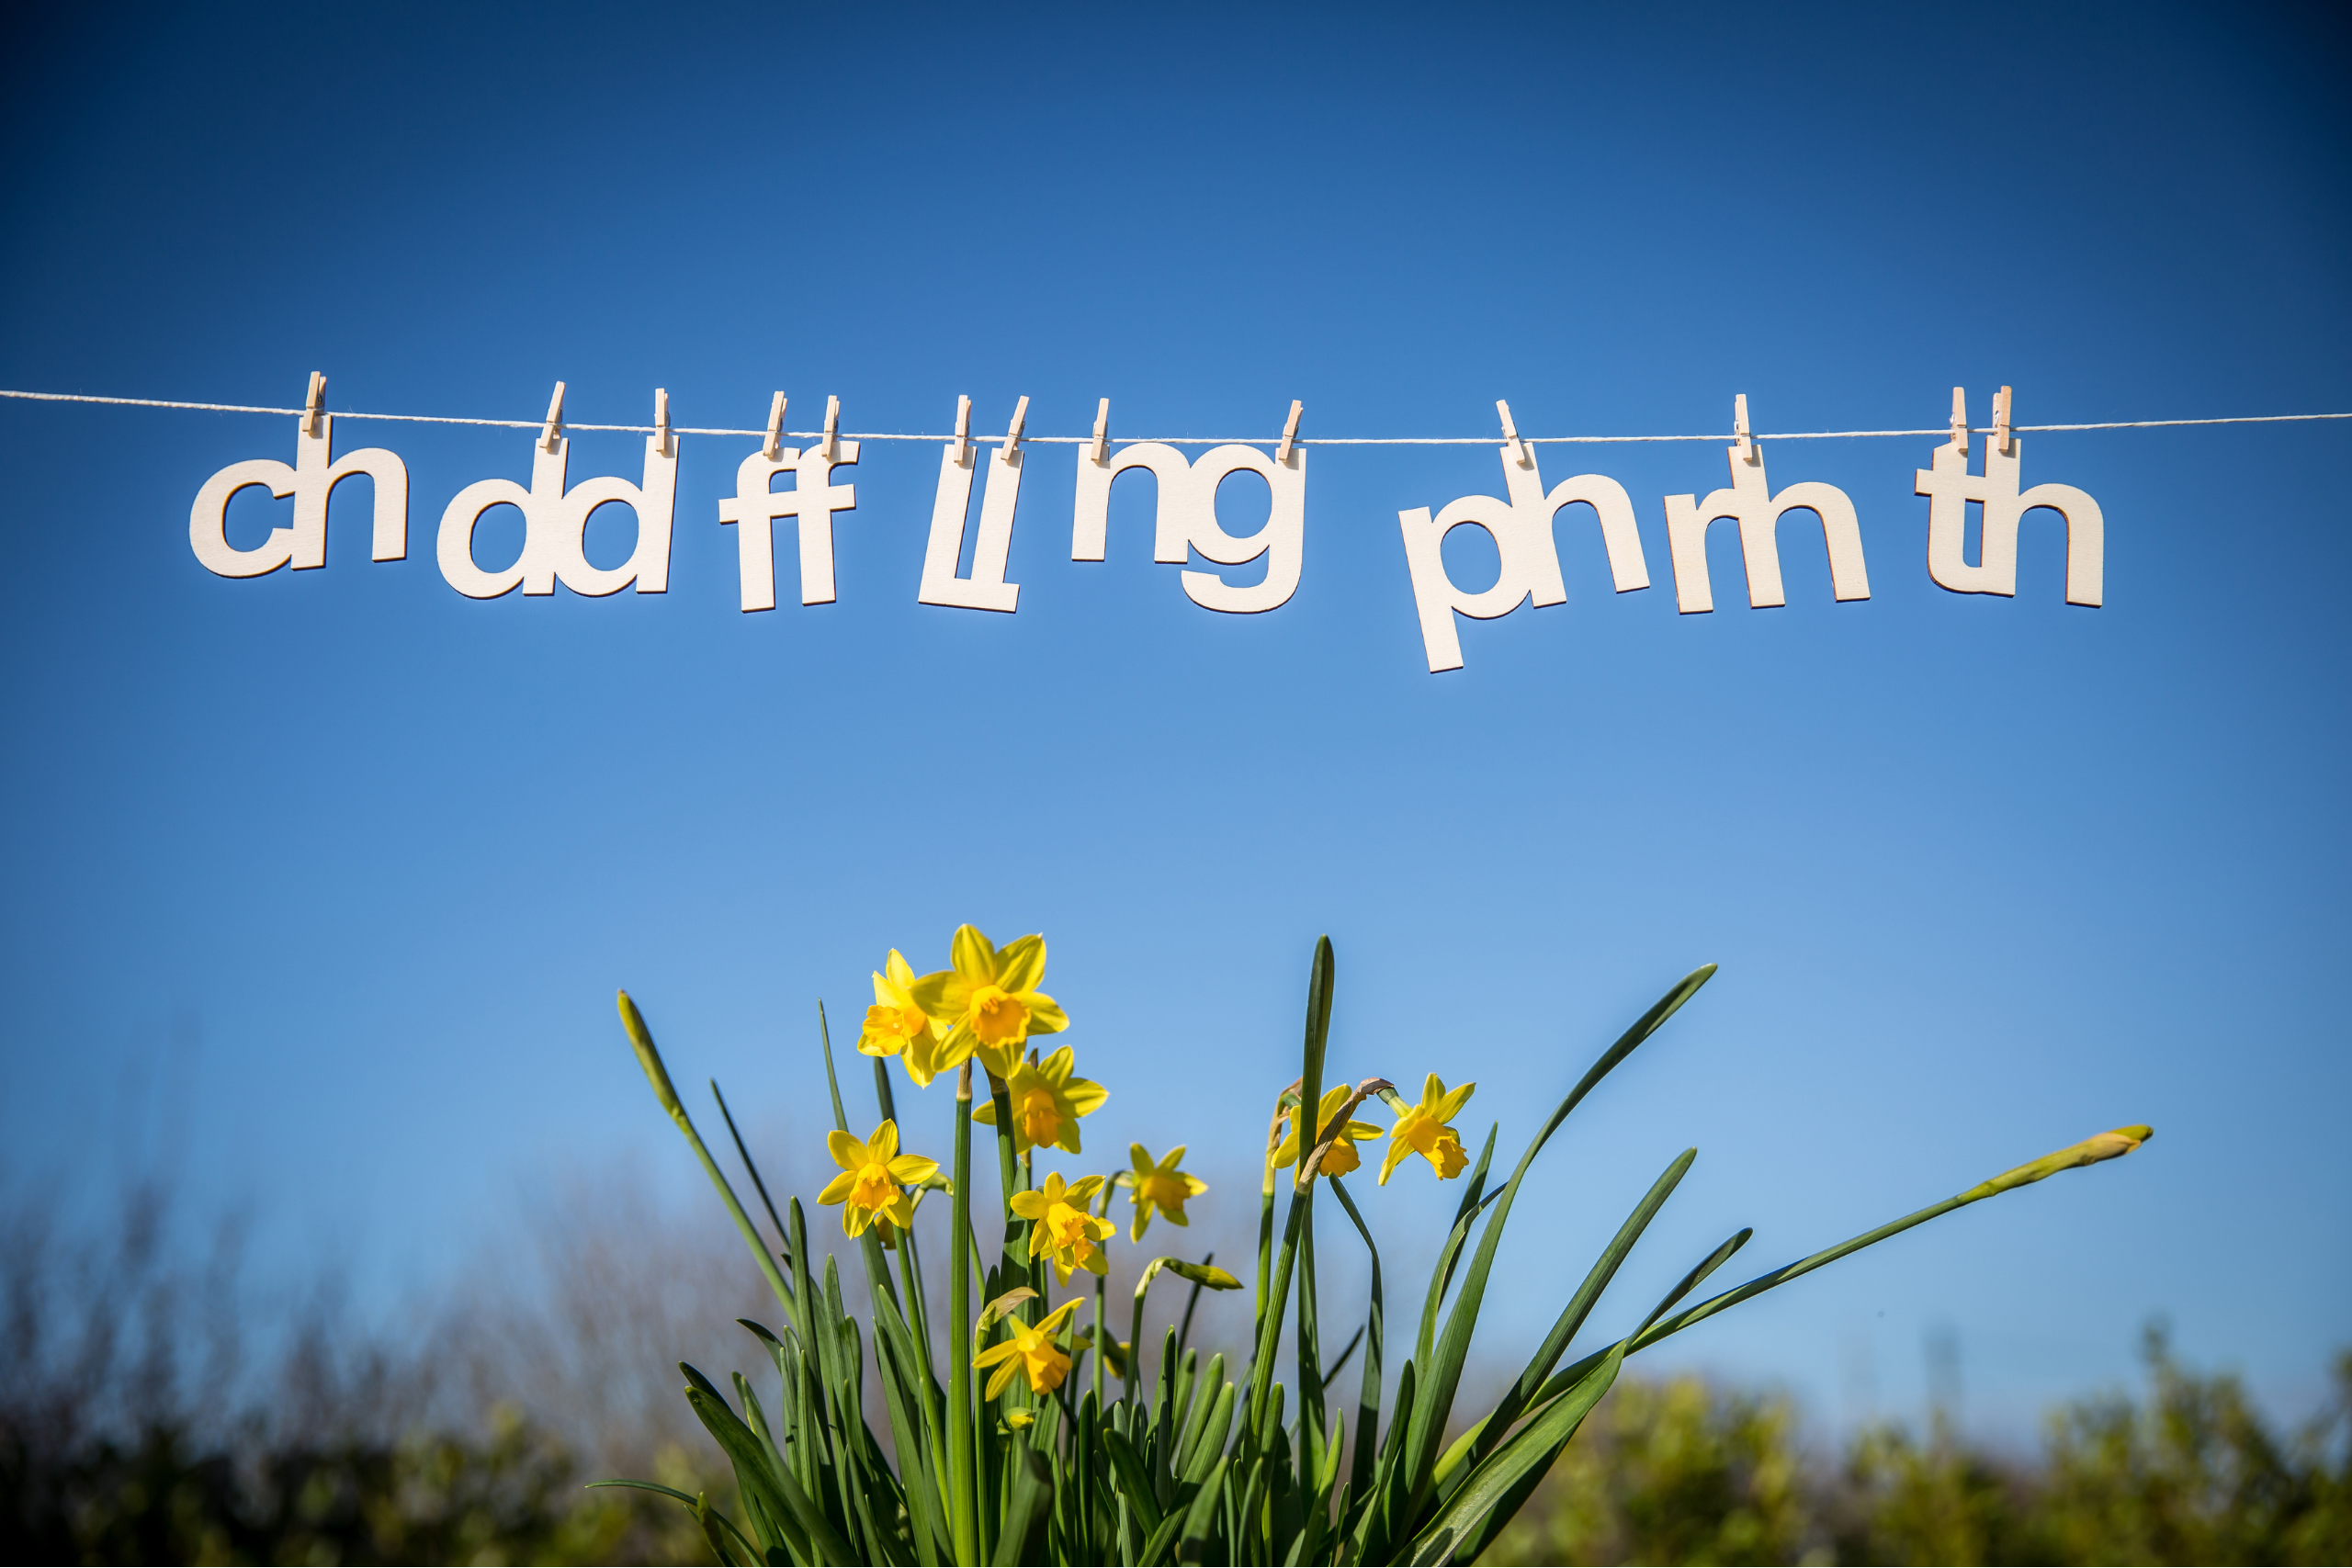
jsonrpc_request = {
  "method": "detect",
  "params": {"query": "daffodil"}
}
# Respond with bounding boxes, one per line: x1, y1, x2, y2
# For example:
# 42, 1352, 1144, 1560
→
1125, 1143, 1208, 1241
1272, 1086, 1385, 1179
856, 950, 942, 1062
972, 1045, 1108, 1155
1379, 1075, 1476, 1185
973, 1300, 1082, 1399
817, 1121, 941, 1238
1009, 1171, 1116, 1283
907, 925, 1069, 1082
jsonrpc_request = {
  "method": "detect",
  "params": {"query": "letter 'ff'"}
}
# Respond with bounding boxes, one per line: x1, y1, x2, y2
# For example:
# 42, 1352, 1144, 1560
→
189, 413, 407, 577
437, 412, 677, 599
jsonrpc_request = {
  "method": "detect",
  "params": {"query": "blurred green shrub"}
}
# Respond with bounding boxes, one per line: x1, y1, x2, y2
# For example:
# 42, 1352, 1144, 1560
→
1485, 1327, 2351, 1566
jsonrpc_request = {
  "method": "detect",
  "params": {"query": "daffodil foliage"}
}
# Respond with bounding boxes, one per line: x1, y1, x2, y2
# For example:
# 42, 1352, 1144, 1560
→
606, 931, 2152, 1566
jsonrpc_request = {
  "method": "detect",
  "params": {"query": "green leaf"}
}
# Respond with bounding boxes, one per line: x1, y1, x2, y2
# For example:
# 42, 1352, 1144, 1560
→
1402, 964, 1715, 1511
1402, 1340, 1624, 1565
1177, 1453, 1230, 1564
1103, 1427, 1165, 1534
1328, 1175, 1386, 1503
992, 1440, 1054, 1566
687, 1383, 851, 1564
1439, 1146, 1696, 1486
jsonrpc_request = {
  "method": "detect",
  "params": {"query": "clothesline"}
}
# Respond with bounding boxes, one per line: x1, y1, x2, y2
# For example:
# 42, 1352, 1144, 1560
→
3, 386, 2346, 447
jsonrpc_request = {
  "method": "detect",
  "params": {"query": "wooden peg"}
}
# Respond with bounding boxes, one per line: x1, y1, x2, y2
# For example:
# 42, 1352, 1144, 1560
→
763, 391, 787, 459
303, 371, 325, 437
1950, 387, 1969, 454
1003, 395, 1029, 459
540, 382, 567, 452
1277, 400, 1304, 464
1733, 393, 1752, 459
822, 395, 841, 460
1091, 398, 1110, 463
1993, 385, 2014, 454
654, 388, 671, 455
1497, 399, 1527, 466
953, 395, 972, 465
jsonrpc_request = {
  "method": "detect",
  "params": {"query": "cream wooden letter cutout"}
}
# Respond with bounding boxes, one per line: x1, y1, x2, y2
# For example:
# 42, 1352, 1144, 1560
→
436, 385, 680, 599
1663, 395, 1870, 614
1069, 400, 1306, 614
918, 396, 1023, 613
189, 373, 407, 577
1915, 387, 2103, 606
1396, 402, 1648, 671
716, 393, 858, 611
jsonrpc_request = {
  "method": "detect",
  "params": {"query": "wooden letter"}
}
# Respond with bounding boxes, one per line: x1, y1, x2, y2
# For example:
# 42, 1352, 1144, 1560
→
1916, 406, 2103, 606
918, 434, 1022, 613
1071, 439, 1306, 614
716, 439, 858, 609
436, 396, 681, 600
189, 410, 407, 578
1397, 442, 1649, 671
1665, 439, 1869, 614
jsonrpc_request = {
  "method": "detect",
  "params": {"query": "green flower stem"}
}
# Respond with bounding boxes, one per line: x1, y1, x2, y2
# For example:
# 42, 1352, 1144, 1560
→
948, 1064, 978, 1566
617, 993, 797, 1318
1092, 1179, 1116, 1412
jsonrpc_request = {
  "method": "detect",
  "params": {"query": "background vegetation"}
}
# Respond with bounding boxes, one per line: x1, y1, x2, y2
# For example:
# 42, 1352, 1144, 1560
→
3, 1176, 2341, 1565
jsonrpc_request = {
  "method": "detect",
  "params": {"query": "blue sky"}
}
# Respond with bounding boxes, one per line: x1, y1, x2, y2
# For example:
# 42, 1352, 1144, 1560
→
2, 2, 2346, 1440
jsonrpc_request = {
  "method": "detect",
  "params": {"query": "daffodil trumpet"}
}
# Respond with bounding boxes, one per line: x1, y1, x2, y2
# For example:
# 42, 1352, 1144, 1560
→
615, 938, 2152, 1568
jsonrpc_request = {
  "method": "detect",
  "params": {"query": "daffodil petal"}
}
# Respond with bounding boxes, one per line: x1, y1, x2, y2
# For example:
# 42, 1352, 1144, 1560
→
1009, 1191, 1047, 1220
870, 1121, 899, 1163
1378, 1135, 1409, 1185
885, 949, 915, 988
950, 924, 995, 979
817, 1170, 856, 1206
995, 934, 1046, 994
1022, 994, 1069, 1034
826, 1130, 868, 1171
971, 1096, 998, 1124
1064, 1077, 1109, 1116
1437, 1082, 1476, 1120
887, 1155, 938, 1184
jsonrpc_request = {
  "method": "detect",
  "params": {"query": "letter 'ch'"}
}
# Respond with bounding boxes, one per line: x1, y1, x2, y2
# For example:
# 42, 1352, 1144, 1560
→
189, 373, 408, 578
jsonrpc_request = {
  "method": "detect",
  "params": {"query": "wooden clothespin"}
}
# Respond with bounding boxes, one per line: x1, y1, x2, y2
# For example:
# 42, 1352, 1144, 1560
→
1949, 387, 1969, 454
1733, 393, 1753, 460
1277, 400, 1304, 464
763, 392, 787, 459
821, 395, 841, 461
1003, 395, 1029, 460
303, 372, 325, 437
1497, 399, 1528, 467
654, 389, 671, 456
540, 382, 567, 453
1993, 386, 2014, 455
1091, 398, 1110, 463
953, 395, 972, 465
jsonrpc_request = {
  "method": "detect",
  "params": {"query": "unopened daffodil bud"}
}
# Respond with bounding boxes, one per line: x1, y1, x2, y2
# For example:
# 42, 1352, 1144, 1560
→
1961, 1124, 2154, 1201
616, 991, 682, 1119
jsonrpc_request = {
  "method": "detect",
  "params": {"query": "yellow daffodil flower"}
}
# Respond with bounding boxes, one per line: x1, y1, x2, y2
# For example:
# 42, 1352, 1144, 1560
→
1008, 1171, 1117, 1284
1125, 1143, 1209, 1241
856, 950, 942, 1062
973, 1300, 1082, 1399
817, 1121, 941, 1238
1272, 1086, 1385, 1179
971, 1045, 1108, 1155
1379, 1075, 1476, 1185
906, 925, 1069, 1082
